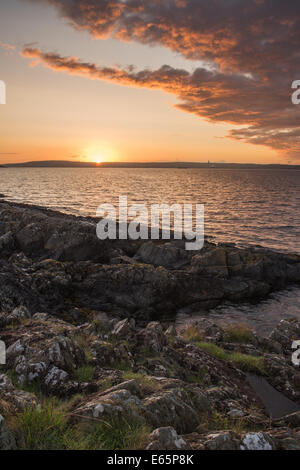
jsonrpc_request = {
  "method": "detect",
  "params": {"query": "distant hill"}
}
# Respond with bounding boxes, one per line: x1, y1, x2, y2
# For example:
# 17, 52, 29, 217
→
3, 160, 300, 170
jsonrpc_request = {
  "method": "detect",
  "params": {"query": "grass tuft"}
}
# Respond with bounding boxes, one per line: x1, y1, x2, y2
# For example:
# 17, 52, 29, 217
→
183, 325, 203, 343
72, 365, 95, 383
195, 342, 265, 375
224, 324, 254, 344
16, 398, 150, 450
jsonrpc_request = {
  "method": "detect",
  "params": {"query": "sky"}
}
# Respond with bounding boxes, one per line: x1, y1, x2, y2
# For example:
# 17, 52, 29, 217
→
0, 0, 300, 164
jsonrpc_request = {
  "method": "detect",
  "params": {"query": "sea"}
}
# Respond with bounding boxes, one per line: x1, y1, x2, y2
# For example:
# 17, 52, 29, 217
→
1, 167, 300, 334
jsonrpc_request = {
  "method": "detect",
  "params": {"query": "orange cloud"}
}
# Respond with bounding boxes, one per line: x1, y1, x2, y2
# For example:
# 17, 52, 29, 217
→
21, 45, 300, 158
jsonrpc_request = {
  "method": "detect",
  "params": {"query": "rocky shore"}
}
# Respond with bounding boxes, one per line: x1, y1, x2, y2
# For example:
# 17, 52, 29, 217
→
0, 200, 300, 450
1, 200, 300, 322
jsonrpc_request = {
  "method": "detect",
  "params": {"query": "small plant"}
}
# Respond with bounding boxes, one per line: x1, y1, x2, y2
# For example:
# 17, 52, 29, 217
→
73, 365, 95, 382
229, 352, 265, 374
17, 398, 69, 450
72, 332, 96, 362
224, 324, 254, 344
75, 417, 151, 450
183, 325, 203, 343
185, 369, 206, 385
112, 360, 132, 372
5, 370, 43, 397
97, 379, 113, 392
122, 371, 159, 395
195, 342, 265, 375
195, 342, 228, 361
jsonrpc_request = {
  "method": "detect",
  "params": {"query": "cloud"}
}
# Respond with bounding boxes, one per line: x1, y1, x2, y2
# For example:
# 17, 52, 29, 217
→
22, 0, 300, 157
21, 45, 300, 157
0, 43, 16, 55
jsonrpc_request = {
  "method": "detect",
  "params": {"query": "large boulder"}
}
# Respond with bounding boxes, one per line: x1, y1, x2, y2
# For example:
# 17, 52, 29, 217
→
135, 241, 190, 269
146, 427, 190, 450
3, 316, 86, 395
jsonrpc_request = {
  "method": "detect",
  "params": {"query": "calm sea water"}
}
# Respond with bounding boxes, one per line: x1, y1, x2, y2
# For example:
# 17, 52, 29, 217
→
1, 167, 300, 332
1, 167, 300, 253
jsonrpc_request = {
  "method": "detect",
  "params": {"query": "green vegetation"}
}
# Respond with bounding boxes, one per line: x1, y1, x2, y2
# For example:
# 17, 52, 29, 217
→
112, 359, 132, 372
75, 417, 150, 450
183, 325, 203, 343
224, 324, 254, 344
71, 332, 96, 363
197, 410, 263, 435
195, 342, 265, 375
5, 369, 43, 397
229, 352, 265, 374
16, 398, 150, 450
185, 370, 206, 385
72, 365, 95, 382
17, 399, 68, 450
195, 342, 228, 361
122, 371, 159, 395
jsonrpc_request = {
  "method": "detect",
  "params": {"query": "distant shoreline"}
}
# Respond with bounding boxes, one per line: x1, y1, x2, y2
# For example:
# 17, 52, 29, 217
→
3, 160, 300, 170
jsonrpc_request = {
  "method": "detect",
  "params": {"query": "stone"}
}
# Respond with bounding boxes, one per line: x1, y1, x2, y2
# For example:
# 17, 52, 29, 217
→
204, 432, 239, 450
240, 432, 275, 450
280, 411, 300, 428
146, 427, 190, 450
112, 318, 136, 339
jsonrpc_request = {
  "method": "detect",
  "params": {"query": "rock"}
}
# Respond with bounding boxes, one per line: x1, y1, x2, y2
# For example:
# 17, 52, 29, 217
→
142, 387, 209, 434
112, 318, 135, 339
280, 411, 300, 428
146, 427, 190, 450
203, 431, 240, 450
137, 322, 167, 354
135, 241, 190, 269
240, 432, 275, 450
165, 325, 177, 337
0, 415, 16, 450
15, 222, 45, 254
73, 387, 142, 421
191, 247, 228, 277
0, 305, 31, 328
0, 373, 38, 412
227, 409, 244, 418
4, 318, 86, 395
0, 231, 14, 254
269, 319, 300, 356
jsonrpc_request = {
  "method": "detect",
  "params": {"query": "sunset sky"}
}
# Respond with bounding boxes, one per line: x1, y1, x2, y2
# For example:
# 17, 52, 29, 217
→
1, 0, 300, 164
